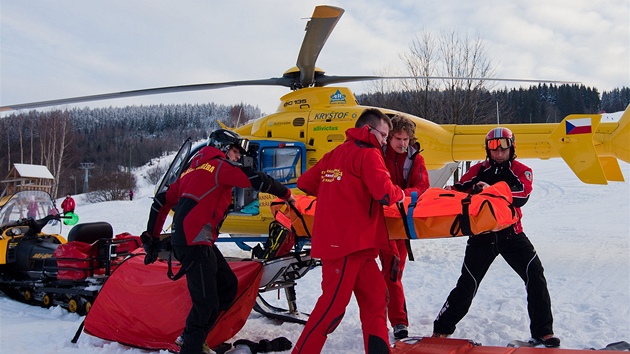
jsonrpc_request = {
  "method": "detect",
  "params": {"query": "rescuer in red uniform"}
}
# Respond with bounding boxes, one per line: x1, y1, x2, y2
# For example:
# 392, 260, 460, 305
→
292, 109, 404, 354
143, 129, 295, 354
381, 114, 430, 339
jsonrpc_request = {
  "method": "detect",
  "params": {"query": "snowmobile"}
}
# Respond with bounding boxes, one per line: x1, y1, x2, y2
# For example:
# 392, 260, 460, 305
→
0, 190, 141, 315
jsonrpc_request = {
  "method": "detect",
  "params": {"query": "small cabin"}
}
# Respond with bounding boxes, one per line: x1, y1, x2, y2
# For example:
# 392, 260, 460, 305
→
1, 163, 54, 199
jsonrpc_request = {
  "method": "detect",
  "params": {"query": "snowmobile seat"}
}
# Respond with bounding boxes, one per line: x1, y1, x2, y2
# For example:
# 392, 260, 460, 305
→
67, 222, 113, 244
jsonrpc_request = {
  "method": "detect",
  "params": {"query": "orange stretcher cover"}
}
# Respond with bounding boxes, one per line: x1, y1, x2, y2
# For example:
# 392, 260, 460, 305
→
272, 181, 518, 240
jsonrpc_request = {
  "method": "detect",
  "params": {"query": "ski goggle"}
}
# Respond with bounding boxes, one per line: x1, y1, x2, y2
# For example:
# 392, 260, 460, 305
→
232, 138, 250, 153
486, 138, 513, 150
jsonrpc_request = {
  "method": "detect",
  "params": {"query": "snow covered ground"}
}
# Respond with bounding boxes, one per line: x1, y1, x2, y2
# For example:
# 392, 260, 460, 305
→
0, 156, 628, 353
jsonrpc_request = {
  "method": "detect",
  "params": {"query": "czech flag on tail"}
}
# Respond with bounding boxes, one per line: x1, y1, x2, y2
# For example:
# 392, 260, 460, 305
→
565, 117, 592, 135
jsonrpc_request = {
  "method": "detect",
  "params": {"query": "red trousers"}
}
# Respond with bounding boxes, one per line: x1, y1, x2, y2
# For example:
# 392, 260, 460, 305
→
292, 249, 391, 354
379, 239, 409, 327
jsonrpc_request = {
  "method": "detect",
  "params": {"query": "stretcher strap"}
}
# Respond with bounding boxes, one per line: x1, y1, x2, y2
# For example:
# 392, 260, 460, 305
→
405, 191, 419, 240
450, 194, 473, 236
289, 202, 313, 238
396, 197, 415, 261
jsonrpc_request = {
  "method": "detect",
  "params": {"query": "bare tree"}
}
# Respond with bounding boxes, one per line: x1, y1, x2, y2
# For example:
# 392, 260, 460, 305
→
17, 116, 24, 163
29, 112, 35, 163
38, 110, 73, 198
401, 30, 498, 124
86, 170, 137, 202
144, 163, 167, 185
399, 31, 438, 119
4, 122, 11, 172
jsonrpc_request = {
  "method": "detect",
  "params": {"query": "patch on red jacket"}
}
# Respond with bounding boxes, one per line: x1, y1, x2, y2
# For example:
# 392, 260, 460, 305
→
322, 169, 343, 182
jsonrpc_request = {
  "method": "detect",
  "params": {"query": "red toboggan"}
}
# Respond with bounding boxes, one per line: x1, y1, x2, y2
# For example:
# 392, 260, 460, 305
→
83, 250, 263, 352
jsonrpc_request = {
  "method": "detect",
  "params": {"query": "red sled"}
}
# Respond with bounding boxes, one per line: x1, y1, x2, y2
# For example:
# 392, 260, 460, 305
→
83, 249, 264, 352
82, 236, 317, 352
392, 337, 630, 354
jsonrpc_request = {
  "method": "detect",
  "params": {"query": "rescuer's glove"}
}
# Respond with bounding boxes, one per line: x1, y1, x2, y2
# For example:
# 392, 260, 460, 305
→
141, 231, 159, 265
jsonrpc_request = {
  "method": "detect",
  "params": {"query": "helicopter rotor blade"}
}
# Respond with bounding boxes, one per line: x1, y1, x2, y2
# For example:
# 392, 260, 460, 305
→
1, 73, 581, 113
0, 78, 294, 112
296, 5, 344, 89
315, 75, 582, 86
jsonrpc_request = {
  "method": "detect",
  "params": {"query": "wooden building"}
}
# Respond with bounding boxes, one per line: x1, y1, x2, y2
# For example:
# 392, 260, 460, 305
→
1, 163, 54, 198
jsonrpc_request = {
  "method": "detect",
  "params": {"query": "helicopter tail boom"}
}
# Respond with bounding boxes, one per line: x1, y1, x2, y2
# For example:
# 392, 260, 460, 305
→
549, 105, 629, 184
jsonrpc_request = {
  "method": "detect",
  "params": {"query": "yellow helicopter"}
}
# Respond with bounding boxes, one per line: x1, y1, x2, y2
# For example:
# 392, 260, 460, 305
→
1, 5, 628, 236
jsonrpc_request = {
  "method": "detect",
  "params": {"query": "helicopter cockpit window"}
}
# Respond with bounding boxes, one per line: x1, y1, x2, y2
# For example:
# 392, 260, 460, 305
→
260, 147, 301, 184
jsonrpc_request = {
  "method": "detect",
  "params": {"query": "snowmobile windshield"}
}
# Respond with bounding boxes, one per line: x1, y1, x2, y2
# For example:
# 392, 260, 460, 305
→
0, 190, 62, 235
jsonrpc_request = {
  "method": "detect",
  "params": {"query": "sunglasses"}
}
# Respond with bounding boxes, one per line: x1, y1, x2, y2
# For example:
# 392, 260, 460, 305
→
486, 138, 512, 150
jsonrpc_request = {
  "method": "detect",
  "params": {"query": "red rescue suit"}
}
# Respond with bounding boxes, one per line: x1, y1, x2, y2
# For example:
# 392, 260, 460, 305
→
293, 126, 403, 354
148, 146, 291, 245
146, 145, 292, 354
380, 142, 429, 328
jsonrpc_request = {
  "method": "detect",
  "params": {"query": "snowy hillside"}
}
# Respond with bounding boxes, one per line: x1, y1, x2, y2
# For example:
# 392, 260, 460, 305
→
0, 155, 628, 353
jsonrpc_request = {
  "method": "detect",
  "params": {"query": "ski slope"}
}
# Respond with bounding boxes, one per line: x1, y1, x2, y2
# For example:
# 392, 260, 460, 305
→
0, 157, 628, 353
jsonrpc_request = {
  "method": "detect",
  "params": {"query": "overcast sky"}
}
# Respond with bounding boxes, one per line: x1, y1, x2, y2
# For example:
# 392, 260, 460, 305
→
1, 0, 628, 115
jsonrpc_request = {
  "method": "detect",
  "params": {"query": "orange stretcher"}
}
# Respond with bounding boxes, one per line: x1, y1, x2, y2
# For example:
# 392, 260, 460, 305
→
271, 181, 518, 240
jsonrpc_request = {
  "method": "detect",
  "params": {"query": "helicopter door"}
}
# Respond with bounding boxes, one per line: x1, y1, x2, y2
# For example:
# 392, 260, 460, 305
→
231, 143, 304, 215
259, 145, 302, 185
155, 138, 192, 197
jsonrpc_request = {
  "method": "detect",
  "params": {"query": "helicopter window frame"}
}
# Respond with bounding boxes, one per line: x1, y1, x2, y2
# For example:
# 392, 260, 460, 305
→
260, 146, 302, 185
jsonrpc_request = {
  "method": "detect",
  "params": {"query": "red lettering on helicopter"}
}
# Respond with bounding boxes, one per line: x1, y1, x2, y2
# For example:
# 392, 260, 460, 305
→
312, 112, 349, 120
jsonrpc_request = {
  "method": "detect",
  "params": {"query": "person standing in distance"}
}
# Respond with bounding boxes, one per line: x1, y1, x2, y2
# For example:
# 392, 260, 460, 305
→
143, 129, 295, 354
432, 127, 560, 348
380, 114, 430, 339
292, 108, 404, 354
61, 193, 75, 214
27, 196, 38, 218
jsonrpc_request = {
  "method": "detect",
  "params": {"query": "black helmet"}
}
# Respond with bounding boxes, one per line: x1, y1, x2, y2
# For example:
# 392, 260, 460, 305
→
208, 129, 250, 154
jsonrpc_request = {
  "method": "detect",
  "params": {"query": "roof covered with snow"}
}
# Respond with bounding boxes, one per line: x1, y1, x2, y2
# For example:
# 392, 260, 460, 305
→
11, 164, 54, 180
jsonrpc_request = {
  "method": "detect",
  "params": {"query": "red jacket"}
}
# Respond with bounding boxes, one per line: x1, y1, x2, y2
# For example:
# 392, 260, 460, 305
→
61, 197, 75, 213
383, 142, 430, 195
297, 126, 404, 259
148, 146, 291, 246
454, 159, 533, 233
